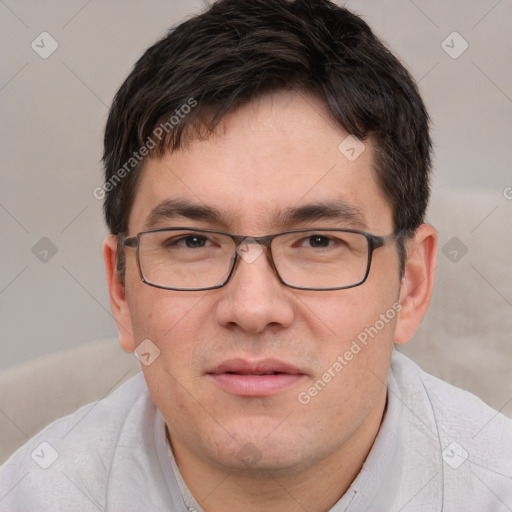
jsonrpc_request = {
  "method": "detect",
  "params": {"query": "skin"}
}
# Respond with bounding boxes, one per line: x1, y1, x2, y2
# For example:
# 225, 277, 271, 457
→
104, 91, 437, 512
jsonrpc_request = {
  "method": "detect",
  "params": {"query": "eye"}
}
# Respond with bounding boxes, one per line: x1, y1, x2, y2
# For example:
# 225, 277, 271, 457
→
182, 235, 208, 248
164, 234, 212, 248
305, 235, 332, 248
295, 234, 338, 248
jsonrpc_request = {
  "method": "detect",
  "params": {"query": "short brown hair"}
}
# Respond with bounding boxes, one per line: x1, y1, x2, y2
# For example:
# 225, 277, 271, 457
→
102, 0, 432, 280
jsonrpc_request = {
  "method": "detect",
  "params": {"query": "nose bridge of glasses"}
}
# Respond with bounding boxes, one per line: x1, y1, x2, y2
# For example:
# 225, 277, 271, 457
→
233, 233, 273, 248
233, 235, 275, 269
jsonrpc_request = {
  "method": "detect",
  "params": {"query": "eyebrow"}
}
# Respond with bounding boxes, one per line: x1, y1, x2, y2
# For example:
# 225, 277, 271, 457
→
275, 200, 368, 230
143, 198, 230, 230
142, 198, 368, 231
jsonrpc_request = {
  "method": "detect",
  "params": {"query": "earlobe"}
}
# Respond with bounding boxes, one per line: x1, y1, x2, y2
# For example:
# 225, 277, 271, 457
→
103, 235, 136, 352
394, 224, 437, 345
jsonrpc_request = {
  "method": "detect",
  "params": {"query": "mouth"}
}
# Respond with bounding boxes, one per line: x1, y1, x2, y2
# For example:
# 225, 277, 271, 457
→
206, 358, 306, 397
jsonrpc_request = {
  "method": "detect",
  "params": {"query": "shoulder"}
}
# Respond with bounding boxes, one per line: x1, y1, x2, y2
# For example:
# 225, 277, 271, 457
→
391, 350, 512, 505
0, 372, 150, 511
392, 350, 512, 441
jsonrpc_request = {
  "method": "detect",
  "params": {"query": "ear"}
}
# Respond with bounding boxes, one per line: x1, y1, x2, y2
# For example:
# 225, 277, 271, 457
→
394, 224, 437, 345
103, 235, 136, 352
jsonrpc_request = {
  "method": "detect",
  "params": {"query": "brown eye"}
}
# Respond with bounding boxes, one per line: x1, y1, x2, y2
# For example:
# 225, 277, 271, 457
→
307, 235, 331, 248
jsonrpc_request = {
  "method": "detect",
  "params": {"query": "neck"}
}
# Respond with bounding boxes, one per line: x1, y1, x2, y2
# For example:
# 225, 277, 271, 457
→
167, 392, 387, 512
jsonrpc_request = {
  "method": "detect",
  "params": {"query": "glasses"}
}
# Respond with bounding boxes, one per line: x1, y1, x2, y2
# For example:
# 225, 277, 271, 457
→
120, 227, 399, 291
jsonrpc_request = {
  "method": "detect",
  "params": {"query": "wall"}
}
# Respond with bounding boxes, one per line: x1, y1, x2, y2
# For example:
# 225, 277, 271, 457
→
0, 0, 510, 369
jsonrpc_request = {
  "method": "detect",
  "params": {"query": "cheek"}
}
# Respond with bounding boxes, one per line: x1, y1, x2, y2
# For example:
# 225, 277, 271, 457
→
299, 281, 399, 346
126, 285, 213, 403
131, 293, 209, 424
293, 292, 397, 434
295, 267, 400, 404
127, 279, 207, 343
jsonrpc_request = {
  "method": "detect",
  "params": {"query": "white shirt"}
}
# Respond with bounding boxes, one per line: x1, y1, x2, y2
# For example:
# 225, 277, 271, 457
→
1, 350, 511, 511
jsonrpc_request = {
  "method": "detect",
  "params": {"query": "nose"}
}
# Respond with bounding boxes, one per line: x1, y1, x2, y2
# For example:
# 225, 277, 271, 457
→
214, 242, 295, 334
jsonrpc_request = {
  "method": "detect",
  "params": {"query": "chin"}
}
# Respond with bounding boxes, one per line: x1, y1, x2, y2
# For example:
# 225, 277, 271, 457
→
216, 448, 311, 477
203, 428, 323, 477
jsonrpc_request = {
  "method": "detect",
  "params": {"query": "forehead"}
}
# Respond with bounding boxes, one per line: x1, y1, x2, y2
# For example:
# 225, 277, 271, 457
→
129, 91, 393, 234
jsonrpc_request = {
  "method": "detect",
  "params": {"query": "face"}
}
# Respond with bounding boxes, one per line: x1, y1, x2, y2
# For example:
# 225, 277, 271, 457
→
111, 91, 406, 476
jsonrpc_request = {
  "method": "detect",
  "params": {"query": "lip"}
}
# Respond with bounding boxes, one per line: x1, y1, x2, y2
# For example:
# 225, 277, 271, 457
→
207, 358, 306, 397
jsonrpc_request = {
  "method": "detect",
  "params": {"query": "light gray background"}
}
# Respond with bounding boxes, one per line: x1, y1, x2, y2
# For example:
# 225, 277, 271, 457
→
1, 0, 511, 370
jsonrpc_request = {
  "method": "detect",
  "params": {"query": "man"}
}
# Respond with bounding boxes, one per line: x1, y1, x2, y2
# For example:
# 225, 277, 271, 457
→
1, 0, 511, 510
